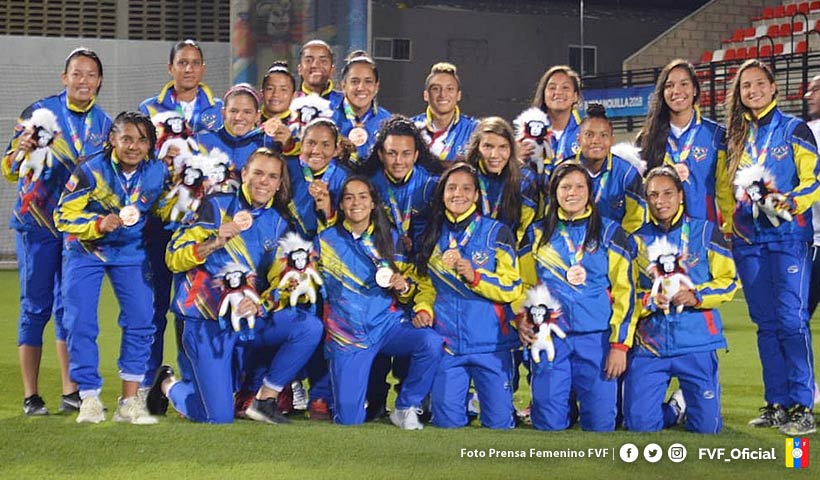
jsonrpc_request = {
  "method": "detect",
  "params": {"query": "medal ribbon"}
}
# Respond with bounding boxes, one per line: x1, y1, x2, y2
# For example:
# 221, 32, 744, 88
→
424, 108, 460, 160
678, 215, 690, 271
478, 174, 502, 219
576, 152, 610, 204
744, 121, 776, 166
557, 221, 584, 266
300, 159, 337, 184
666, 118, 700, 165
386, 184, 412, 237
61, 102, 94, 159
360, 228, 389, 269
110, 156, 142, 207
446, 212, 479, 251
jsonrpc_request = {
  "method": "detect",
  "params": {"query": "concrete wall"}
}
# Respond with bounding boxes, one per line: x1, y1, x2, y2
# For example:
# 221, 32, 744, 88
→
373, 4, 687, 120
623, 0, 776, 70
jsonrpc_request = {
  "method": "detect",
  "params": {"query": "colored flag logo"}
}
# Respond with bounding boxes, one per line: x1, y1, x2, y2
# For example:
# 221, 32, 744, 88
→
786, 438, 809, 469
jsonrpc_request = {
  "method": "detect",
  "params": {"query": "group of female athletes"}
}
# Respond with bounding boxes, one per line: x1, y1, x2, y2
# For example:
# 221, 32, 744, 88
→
3, 38, 817, 436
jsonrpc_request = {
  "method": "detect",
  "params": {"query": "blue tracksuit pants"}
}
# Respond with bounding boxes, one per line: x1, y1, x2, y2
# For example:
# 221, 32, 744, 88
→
16, 229, 67, 345
328, 321, 442, 425
623, 350, 722, 434
168, 308, 322, 423
733, 240, 815, 408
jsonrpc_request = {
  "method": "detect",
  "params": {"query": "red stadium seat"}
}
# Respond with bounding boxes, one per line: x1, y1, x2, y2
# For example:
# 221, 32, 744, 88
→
700, 50, 713, 64
747, 46, 758, 58
794, 21, 804, 33
815, 19, 820, 32
775, 43, 785, 55
768, 24, 781, 37
731, 28, 745, 42
780, 23, 792, 37
744, 27, 755, 39
775, 5, 786, 17
724, 49, 737, 61
763, 6, 775, 18
760, 44, 772, 57
812, 1, 820, 12
796, 40, 808, 53
786, 4, 797, 17
799, 2, 810, 14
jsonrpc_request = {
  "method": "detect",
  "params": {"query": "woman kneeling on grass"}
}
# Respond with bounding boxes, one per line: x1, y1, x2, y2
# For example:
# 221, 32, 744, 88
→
624, 166, 737, 434
148, 148, 323, 424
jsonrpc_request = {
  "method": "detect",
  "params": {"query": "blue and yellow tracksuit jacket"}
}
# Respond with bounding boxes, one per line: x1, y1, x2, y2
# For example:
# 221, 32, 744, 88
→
286, 157, 350, 238
576, 152, 646, 234
719, 101, 820, 244
410, 107, 477, 162
477, 165, 538, 246
537, 109, 582, 190
664, 107, 732, 226
3, 92, 111, 235
139, 82, 223, 133
53, 150, 171, 263
295, 81, 344, 110
370, 165, 439, 254
165, 186, 289, 320
332, 100, 392, 165
318, 222, 415, 351
195, 126, 274, 172
517, 208, 637, 349
413, 206, 523, 355
631, 208, 737, 357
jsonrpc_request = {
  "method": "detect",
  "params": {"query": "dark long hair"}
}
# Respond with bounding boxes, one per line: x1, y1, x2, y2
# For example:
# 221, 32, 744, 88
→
464, 116, 522, 229
531, 65, 581, 113
334, 176, 399, 271
360, 115, 445, 176
415, 162, 481, 275
725, 59, 778, 181
106, 111, 157, 157
639, 59, 700, 172
538, 162, 601, 252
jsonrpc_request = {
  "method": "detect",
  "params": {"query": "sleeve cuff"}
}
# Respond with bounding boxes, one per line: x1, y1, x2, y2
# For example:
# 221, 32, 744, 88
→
609, 342, 629, 352
469, 270, 481, 288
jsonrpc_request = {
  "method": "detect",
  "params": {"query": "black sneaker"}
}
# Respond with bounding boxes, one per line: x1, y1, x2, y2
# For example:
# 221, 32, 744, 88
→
59, 391, 81, 413
748, 403, 788, 428
23, 394, 49, 416
146, 365, 174, 415
246, 397, 291, 425
779, 405, 817, 435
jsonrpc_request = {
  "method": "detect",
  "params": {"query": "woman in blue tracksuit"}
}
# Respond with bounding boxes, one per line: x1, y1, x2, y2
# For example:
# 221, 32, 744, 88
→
577, 103, 646, 234
413, 162, 523, 430
465, 116, 538, 246
318, 176, 443, 428
517, 161, 636, 432
54, 111, 170, 425
156, 148, 322, 424
625, 166, 737, 434
722, 59, 820, 435
3, 48, 111, 415
639, 59, 733, 227
332, 51, 391, 166
196, 83, 277, 173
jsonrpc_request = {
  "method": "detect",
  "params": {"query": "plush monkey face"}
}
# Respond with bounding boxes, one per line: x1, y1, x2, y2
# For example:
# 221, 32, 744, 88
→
210, 163, 229, 184
166, 117, 185, 135
658, 253, 677, 274
290, 249, 309, 270
183, 167, 204, 187
225, 270, 245, 289
527, 121, 547, 139
34, 126, 54, 147
528, 304, 548, 326
300, 106, 318, 123
746, 182, 764, 202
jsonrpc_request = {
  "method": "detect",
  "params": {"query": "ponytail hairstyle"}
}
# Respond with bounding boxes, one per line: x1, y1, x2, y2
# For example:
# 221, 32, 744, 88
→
725, 59, 777, 181
262, 60, 296, 92
639, 59, 700, 172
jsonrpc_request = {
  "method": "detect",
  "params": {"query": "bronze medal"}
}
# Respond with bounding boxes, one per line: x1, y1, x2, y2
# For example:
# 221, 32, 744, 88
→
442, 248, 461, 269
119, 205, 140, 227
233, 210, 254, 231
375, 266, 394, 288
673, 163, 690, 183
566, 264, 587, 286
348, 127, 369, 147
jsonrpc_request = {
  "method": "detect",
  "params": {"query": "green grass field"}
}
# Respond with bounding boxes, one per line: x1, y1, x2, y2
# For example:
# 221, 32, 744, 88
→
0, 269, 816, 479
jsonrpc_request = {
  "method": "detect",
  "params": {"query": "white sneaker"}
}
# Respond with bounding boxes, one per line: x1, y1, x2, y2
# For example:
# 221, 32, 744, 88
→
292, 381, 308, 411
467, 391, 480, 417
668, 389, 686, 425
76, 396, 106, 424
113, 396, 158, 425
390, 407, 424, 430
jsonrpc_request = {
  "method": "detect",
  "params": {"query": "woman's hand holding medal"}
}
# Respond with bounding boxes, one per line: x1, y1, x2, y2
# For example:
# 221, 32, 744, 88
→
99, 213, 123, 233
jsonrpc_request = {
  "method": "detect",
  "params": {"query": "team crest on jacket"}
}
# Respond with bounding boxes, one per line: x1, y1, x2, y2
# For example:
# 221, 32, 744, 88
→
684, 253, 700, 269
571, 142, 580, 155
584, 239, 599, 252
88, 132, 105, 147
263, 238, 276, 252
472, 250, 490, 266
202, 113, 217, 130
771, 145, 789, 160
692, 146, 708, 162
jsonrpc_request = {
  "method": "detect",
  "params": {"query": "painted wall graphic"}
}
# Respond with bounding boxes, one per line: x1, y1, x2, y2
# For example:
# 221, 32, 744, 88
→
231, 0, 367, 87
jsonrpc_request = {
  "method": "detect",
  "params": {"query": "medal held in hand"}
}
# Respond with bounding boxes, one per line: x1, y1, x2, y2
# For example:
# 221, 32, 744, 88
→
442, 248, 461, 269
566, 264, 587, 286
119, 205, 140, 227
375, 266, 395, 288
233, 210, 253, 231
348, 127, 369, 147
